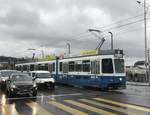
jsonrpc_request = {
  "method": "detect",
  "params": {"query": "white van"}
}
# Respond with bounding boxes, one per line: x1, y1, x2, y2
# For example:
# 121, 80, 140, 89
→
29, 71, 55, 89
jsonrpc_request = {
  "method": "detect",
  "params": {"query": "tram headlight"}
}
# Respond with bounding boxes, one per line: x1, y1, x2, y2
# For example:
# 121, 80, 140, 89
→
119, 78, 123, 81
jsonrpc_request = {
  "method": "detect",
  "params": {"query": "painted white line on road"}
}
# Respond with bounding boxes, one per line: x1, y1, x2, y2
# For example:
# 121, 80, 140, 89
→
47, 93, 83, 98
7, 93, 83, 100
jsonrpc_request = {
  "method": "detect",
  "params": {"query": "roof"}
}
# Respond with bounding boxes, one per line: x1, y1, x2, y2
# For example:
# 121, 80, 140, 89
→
30, 71, 50, 73
0, 70, 17, 72
11, 73, 29, 76
61, 49, 123, 60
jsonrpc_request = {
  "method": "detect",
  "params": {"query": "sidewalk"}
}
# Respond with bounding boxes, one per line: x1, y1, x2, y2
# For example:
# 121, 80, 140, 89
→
127, 81, 149, 86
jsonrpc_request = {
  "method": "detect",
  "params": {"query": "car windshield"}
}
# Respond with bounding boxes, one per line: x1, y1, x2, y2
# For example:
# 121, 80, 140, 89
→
12, 74, 32, 81
1, 71, 17, 77
36, 73, 51, 78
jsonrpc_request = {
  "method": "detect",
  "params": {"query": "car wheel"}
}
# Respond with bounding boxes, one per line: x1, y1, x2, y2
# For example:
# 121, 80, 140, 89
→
8, 91, 14, 98
32, 90, 37, 97
48, 83, 55, 90
51, 84, 55, 90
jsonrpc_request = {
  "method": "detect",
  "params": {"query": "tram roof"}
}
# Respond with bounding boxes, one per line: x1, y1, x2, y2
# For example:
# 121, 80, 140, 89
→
15, 49, 123, 65
61, 49, 123, 60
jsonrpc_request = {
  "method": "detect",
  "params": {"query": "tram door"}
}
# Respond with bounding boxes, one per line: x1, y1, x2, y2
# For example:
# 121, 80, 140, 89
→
91, 61, 100, 74
91, 60, 100, 85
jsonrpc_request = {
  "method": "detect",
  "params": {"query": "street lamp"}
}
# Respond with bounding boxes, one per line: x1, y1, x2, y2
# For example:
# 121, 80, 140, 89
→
88, 29, 101, 33
40, 45, 45, 59
88, 29, 108, 51
66, 43, 71, 56
27, 48, 36, 60
137, 0, 149, 84
108, 32, 113, 50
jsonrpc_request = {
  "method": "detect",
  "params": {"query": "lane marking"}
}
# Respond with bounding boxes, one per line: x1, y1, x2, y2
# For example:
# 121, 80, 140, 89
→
48, 101, 87, 115
3, 104, 19, 115
80, 99, 140, 115
48, 93, 83, 98
26, 102, 53, 115
64, 100, 116, 115
94, 97, 150, 113
7, 93, 83, 100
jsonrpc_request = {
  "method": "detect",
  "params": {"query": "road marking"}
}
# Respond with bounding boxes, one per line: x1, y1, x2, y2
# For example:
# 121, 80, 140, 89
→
3, 104, 19, 115
48, 101, 87, 115
94, 97, 150, 113
7, 93, 83, 100
80, 99, 140, 115
47, 93, 83, 98
64, 100, 116, 115
26, 102, 53, 115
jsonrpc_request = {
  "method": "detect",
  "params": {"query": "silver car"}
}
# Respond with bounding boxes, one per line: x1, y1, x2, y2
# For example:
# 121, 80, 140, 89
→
0, 70, 18, 89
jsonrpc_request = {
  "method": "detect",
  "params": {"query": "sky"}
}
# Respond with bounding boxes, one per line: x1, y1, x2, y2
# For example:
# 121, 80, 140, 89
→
0, 0, 149, 59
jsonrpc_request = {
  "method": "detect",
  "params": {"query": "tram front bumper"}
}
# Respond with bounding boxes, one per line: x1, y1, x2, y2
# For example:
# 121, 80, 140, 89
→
99, 76, 126, 89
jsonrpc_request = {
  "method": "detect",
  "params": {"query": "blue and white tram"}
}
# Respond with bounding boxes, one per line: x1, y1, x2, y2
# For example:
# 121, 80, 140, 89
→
16, 60, 56, 74
56, 52, 126, 89
15, 50, 126, 90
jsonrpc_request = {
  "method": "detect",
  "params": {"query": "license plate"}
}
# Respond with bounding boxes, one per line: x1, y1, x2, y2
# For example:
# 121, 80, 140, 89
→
46, 84, 50, 86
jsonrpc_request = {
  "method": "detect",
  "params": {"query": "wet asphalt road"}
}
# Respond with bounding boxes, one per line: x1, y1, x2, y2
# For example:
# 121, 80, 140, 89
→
0, 85, 150, 115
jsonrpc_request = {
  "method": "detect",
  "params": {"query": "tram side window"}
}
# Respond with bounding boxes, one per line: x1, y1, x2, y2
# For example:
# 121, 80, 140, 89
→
23, 65, 27, 71
114, 59, 124, 73
16, 66, 20, 71
34, 65, 38, 71
48, 64, 53, 73
59, 62, 62, 72
83, 60, 90, 72
38, 64, 42, 70
69, 61, 75, 72
75, 61, 82, 72
96, 61, 100, 74
18, 66, 22, 71
44, 64, 48, 71
52, 63, 55, 72
63, 63, 68, 73
30, 64, 34, 71
20, 66, 23, 72
102, 59, 113, 73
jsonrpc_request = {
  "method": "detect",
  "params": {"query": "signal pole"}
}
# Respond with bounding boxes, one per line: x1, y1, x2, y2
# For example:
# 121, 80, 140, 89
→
66, 43, 71, 56
137, 0, 148, 82
143, 0, 148, 83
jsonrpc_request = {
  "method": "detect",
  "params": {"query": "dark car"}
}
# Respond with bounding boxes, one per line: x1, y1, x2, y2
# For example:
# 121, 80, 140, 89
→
6, 73, 37, 98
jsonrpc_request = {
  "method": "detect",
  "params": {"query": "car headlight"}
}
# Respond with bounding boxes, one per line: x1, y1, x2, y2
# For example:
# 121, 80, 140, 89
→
33, 83, 37, 87
11, 84, 16, 89
49, 78, 55, 83
2, 79, 5, 82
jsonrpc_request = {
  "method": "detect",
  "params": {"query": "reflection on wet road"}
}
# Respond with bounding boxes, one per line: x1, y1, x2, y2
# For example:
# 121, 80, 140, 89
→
0, 85, 150, 115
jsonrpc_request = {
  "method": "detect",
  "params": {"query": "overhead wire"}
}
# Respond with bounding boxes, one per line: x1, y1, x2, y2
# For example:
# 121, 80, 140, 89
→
67, 13, 150, 42
40, 12, 150, 51
59, 12, 149, 42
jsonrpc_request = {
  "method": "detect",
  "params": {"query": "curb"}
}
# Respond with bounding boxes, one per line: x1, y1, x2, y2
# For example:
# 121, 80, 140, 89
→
127, 82, 149, 86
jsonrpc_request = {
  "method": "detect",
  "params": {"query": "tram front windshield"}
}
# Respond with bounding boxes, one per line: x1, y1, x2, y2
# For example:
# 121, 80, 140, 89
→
114, 59, 125, 73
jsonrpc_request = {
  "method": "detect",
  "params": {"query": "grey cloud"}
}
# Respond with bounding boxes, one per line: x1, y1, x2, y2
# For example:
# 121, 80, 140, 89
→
0, 7, 40, 27
0, 0, 147, 58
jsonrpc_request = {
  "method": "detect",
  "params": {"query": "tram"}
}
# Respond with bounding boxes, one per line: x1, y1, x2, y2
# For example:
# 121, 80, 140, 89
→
15, 49, 126, 90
